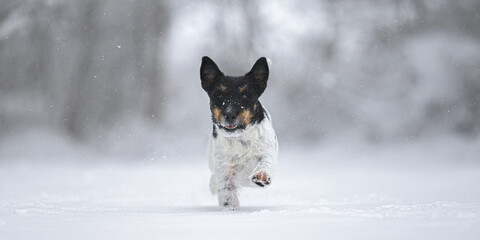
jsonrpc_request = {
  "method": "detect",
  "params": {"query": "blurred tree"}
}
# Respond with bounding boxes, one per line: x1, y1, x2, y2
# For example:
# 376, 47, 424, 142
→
132, 0, 170, 123
0, 0, 172, 140
65, 0, 101, 137
207, 0, 261, 73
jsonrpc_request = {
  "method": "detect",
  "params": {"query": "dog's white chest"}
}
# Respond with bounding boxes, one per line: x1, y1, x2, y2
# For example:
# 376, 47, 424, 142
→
208, 112, 278, 170
214, 130, 260, 165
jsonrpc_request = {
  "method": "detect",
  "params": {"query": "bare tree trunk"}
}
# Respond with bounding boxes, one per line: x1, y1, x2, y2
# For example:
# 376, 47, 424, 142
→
132, 0, 170, 123
146, 1, 170, 123
65, 0, 101, 138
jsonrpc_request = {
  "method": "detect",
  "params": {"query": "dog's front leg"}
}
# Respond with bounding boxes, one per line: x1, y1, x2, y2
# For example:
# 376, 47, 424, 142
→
251, 156, 276, 187
215, 165, 239, 211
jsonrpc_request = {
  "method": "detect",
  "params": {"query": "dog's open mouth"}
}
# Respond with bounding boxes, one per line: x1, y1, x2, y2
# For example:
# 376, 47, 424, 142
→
224, 124, 237, 129
219, 124, 242, 132
221, 124, 238, 131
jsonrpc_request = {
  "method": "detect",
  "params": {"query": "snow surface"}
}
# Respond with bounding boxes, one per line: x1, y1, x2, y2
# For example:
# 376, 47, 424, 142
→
1, 138, 480, 240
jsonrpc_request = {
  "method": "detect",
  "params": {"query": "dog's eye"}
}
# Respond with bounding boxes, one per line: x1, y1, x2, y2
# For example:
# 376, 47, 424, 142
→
242, 94, 248, 99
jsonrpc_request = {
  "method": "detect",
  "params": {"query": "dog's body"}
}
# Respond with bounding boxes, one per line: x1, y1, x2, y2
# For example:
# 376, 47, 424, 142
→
200, 56, 278, 211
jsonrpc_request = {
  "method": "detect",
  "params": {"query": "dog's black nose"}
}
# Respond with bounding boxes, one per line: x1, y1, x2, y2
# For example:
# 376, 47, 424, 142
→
224, 112, 237, 122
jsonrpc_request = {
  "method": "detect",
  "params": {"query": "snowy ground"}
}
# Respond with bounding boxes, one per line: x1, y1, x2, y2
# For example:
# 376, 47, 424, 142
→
1, 137, 480, 240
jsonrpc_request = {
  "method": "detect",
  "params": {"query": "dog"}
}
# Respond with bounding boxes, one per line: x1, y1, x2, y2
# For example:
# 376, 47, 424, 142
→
200, 56, 278, 211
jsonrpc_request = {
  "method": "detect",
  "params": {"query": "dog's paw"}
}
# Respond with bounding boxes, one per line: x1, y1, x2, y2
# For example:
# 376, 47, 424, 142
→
252, 171, 271, 187
221, 202, 239, 211
221, 205, 238, 211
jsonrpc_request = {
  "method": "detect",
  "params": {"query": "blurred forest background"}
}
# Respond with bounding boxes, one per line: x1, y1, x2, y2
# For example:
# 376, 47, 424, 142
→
0, 0, 479, 160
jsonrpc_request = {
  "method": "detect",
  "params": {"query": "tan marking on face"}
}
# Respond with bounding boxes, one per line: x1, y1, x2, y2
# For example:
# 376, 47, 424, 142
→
238, 84, 248, 93
239, 109, 252, 126
213, 108, 222, 123
219, 85, 227, 92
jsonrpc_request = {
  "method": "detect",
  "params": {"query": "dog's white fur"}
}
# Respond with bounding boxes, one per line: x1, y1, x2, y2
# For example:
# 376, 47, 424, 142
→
207, 109, 278, 210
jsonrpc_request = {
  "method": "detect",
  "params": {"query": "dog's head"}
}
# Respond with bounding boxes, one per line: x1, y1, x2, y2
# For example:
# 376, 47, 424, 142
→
200, 56, 269, 137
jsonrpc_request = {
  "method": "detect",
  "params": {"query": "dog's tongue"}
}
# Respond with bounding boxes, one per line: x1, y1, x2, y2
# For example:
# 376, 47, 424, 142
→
225, 124, 236, 129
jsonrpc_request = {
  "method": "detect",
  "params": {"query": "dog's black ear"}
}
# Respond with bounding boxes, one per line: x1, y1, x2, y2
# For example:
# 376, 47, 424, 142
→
247, 57, 269, 96
200, 56, 222, 91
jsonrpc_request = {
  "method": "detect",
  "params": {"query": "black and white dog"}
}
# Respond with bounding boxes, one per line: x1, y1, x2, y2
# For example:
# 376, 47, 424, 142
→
200, 56, 278, 211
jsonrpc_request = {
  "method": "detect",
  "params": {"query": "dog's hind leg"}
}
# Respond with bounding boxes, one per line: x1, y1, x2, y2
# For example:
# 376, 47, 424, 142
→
209, 175, 218, 195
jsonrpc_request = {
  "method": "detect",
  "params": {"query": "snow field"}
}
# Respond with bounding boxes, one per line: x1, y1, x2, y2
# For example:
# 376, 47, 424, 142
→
1, 140, 480, 240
